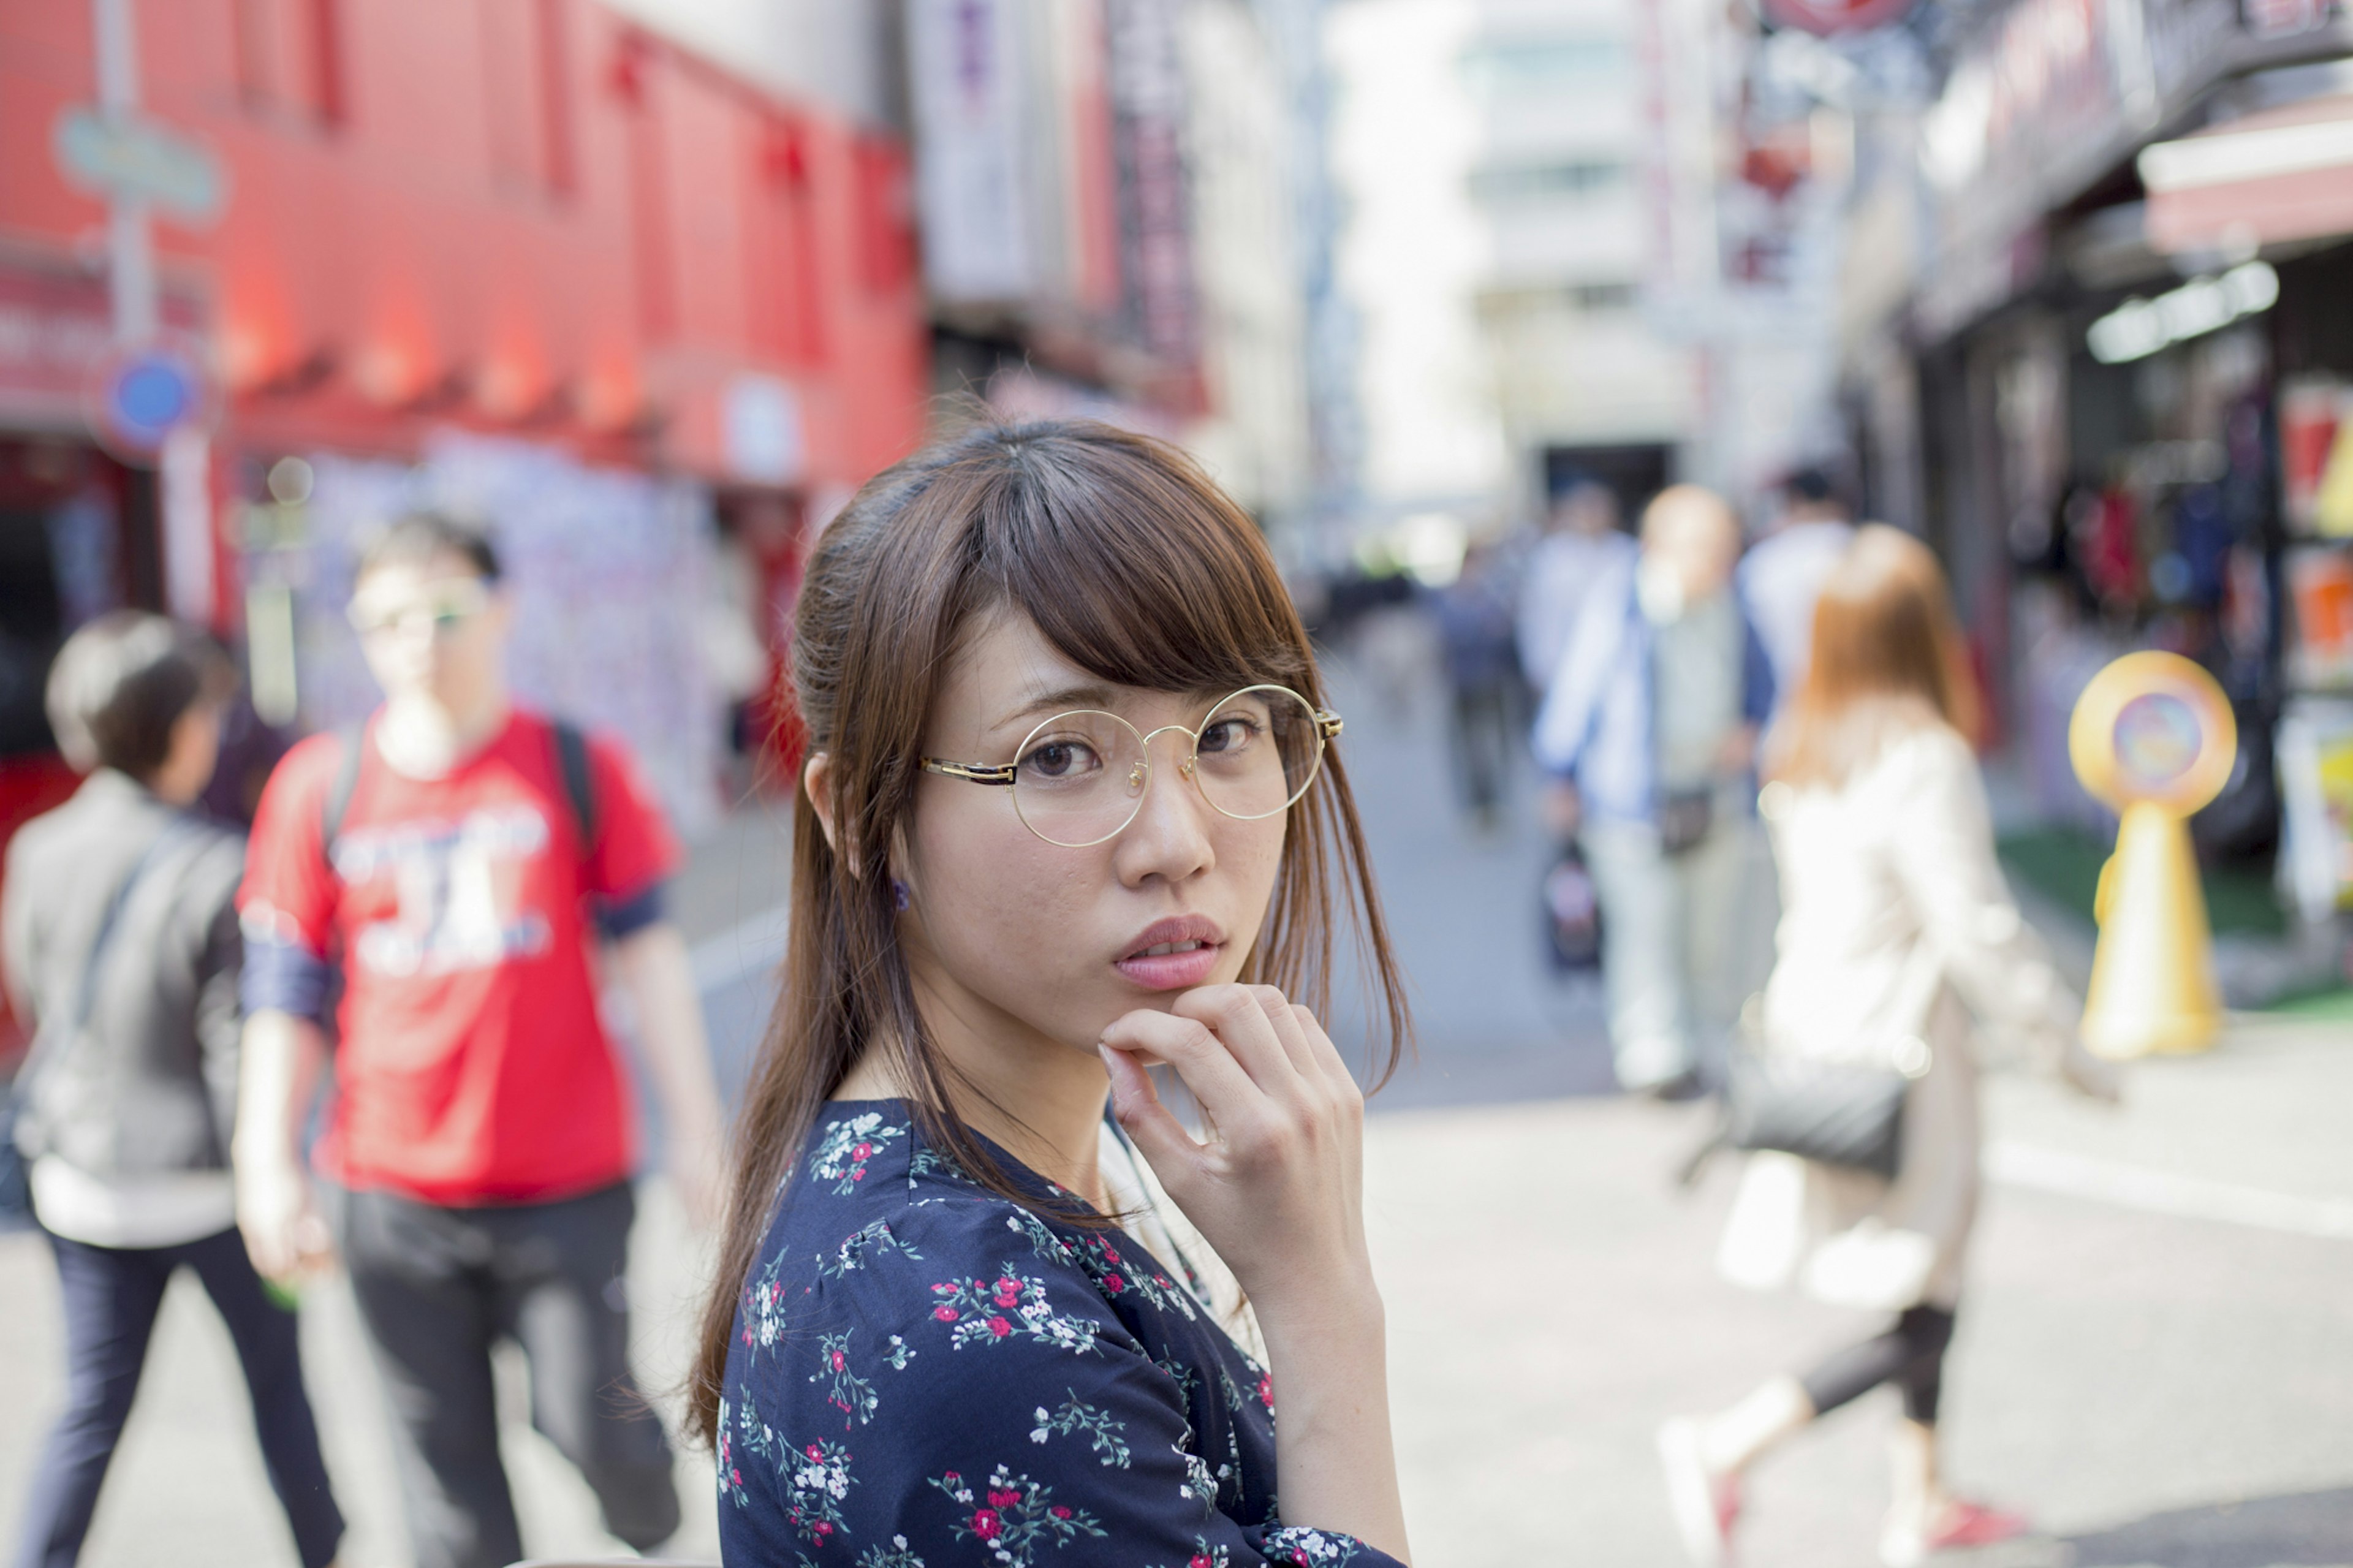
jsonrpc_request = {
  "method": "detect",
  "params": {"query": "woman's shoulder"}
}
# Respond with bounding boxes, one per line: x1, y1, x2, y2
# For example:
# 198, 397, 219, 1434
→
752, 1102, 1113, 1330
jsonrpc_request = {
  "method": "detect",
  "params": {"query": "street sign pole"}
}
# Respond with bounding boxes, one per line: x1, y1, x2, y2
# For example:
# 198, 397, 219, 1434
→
93, 0, 157, 344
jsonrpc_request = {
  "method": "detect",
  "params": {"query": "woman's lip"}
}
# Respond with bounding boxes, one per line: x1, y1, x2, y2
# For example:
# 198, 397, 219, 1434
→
1112, 942, 1224, 991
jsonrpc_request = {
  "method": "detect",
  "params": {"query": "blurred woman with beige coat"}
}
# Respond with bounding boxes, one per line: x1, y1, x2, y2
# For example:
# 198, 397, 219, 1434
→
1657, 526, 2117, 1568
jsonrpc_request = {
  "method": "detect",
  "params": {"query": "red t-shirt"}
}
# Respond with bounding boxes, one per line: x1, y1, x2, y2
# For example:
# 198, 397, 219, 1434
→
239, 710, 680, 1205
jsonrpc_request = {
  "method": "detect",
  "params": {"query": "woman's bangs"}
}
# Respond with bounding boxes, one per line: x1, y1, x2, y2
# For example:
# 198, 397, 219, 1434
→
974, 437, 1308, 699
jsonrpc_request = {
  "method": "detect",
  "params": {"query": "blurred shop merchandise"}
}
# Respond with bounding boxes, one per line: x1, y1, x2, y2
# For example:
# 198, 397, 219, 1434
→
2276, 698, 2353, 920
1667, 529, 2115, 1568
1533, 487, 1775, 1096
6, 613, 343, 1568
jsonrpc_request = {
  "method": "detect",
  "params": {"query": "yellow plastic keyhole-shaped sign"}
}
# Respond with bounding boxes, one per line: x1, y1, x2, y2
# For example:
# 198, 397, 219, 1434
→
2067, 652, 2237, 1059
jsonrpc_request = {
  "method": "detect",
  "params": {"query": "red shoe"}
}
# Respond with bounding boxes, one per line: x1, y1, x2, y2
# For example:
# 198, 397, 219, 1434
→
1658, 1418, 1743, 1566
1880, 1498, 2031, 1566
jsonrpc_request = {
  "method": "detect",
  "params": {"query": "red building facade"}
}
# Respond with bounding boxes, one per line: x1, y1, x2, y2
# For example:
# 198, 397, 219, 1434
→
0, 0, 930, 1050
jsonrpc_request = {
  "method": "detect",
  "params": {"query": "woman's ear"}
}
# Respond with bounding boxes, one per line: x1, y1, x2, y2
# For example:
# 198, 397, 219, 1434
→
803, 751, 857, 875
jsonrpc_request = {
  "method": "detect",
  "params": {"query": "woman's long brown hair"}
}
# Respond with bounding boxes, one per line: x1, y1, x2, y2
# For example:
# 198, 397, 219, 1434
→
1766, 523, 1985, 789
686, 419, 1411, 1444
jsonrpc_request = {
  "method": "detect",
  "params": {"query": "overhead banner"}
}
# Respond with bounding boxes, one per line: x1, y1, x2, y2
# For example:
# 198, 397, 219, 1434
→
906, 0, 1037, 304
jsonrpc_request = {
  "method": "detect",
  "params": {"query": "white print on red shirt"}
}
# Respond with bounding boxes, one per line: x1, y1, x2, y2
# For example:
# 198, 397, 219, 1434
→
331, 805, 555, 978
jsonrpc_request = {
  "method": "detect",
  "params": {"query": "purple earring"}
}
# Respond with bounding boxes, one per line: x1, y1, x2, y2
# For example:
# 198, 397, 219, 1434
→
892, 879, 911, 912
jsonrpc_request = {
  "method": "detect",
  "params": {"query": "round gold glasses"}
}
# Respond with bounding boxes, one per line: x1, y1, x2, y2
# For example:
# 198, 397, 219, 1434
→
920, 683, 1344, 847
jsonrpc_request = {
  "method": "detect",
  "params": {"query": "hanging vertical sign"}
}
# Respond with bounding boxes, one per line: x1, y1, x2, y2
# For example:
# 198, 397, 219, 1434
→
1105, 0, 1200, 388
906, 0, 1037, 304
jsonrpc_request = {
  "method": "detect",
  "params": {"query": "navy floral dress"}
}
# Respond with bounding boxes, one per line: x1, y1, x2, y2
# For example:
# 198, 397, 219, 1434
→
718, 1100, 1404, 1567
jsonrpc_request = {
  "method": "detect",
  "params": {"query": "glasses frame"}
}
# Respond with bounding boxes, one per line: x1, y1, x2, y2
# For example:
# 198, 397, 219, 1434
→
347, 578, 493, 641
920, 682, 1344, 848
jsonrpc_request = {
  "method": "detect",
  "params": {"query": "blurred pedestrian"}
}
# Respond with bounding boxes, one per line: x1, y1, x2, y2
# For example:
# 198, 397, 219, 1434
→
1533, 486, 1773, 1096
231, 514, 727, 1568
1517, 477, 1637, 702
1738, 464, 1855, 707
1656, 526, 2119, 1568
1430, 537, 1521, 830
6, 613, 343, 1568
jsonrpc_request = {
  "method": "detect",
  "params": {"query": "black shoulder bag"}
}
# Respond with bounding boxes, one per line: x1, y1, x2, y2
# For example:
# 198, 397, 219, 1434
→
1681, 952, 1939, 1186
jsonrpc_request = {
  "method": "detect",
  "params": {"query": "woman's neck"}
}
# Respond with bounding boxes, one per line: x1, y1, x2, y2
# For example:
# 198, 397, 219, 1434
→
836, 993, 1112, 1211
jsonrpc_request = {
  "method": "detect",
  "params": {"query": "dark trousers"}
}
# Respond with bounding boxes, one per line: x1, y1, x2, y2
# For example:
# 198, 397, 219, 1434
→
1800, 1304, 1958, 1425
13, 1226, 344, 1568
332, 1180, 680, 1568
1449, 678, 1516, 817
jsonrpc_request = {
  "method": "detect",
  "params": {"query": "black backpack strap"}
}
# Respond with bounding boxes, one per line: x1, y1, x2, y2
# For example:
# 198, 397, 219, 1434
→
551, 721, 599, 860
320, 722, 367, 871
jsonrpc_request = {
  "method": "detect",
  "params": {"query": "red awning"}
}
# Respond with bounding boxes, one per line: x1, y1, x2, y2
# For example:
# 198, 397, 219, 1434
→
2142, 94, 2353, 254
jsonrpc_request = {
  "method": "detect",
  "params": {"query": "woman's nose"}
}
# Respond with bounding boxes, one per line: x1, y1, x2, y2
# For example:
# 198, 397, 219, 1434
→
1116, 733, 1216, 881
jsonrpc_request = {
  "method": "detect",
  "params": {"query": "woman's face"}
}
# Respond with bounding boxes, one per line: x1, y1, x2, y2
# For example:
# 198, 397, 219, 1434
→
893, 607, 1292, 1055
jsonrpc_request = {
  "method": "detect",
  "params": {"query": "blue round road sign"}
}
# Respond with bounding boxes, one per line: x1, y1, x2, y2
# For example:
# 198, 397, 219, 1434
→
88, 344, 208, 456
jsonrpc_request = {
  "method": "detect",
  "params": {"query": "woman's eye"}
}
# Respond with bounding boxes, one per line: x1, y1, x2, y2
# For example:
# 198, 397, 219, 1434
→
1199, 718, 1259, 754
1021, 739, 1099, 779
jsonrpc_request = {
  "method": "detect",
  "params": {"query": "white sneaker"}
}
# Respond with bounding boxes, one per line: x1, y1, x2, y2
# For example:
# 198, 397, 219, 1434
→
1658, 1417, 1738, 1567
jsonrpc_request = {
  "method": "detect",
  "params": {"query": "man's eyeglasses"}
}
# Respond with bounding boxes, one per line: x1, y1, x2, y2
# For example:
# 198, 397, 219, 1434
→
348, 581, 491, 640
920, 683, 1343, 848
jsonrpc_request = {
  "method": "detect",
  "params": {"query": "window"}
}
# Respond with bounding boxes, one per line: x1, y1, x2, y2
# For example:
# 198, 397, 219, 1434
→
482, 0, 574, 195
232, 0, 343, 126
1467, 161, 1628, 205
1570, 282, 1638, 312
1458, 37, 1627, 99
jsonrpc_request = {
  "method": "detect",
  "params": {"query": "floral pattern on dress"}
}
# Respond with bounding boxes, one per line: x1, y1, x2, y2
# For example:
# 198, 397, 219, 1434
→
1262, 1526, 1363, 1566
1028, 1391, 1131, 1468
928, 1465, 1107, 1565
810, 1112, 905, 1195
717, 1102, 1404, 1568
811, 1328, 878, 1427
928, 1270, 1102, 1353
718, 1390, 856, 1547
1074, 1232, 1200, 1323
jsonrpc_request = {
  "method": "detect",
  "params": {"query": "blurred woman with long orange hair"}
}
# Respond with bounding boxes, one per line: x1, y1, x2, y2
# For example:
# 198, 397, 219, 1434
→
1656, 526, 2116, 1568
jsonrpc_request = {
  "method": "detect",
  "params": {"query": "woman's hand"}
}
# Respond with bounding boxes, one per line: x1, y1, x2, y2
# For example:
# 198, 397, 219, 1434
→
1097, 983, 1371, 1320
1099, 985, 1411, 1561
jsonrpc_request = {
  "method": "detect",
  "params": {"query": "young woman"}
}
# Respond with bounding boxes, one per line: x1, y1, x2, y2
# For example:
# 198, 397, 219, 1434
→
1656, 526, 2117, 1568
692, 421, 1415, 1564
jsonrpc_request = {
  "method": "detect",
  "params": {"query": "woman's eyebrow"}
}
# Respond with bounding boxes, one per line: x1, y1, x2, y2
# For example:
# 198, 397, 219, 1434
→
991, 681, 1122, 731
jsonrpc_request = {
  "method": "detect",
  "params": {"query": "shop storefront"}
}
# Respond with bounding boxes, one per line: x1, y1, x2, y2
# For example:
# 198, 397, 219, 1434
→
1859, 0, 2353, 940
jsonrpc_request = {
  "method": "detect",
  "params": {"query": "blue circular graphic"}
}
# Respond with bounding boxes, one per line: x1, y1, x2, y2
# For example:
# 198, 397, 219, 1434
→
105, 354, 199, 443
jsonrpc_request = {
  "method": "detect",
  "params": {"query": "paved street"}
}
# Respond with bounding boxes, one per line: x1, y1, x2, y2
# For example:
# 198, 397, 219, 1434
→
3, 648, 2349, 1566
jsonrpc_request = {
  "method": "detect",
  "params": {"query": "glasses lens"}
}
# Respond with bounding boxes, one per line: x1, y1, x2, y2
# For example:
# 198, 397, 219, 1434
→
1011, 711, 1149, 847
1194, 686, 1323, 820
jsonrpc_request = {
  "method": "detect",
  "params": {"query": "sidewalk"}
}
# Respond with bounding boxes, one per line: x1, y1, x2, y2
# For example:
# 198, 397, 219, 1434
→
1370, 1016, 2353, 1565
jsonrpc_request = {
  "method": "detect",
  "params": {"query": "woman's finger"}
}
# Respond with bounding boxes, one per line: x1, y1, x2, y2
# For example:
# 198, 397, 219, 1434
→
1101, 1007, 1268, 1133
1290, 1001, 1362, 1099
1246, 984, 1324, 1078
1172, 984, 1308, 1099
1099, 1044, 1205, 1187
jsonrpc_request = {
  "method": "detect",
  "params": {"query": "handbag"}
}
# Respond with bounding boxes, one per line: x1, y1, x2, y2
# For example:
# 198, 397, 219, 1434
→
1681, 952, 1940, 1186
1656, 786, 1714, 855
1541, 844, 1604, 974
1, 822, 187, 1224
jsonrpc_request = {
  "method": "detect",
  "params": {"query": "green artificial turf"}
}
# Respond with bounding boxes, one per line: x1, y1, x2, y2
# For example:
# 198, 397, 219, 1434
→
1996, 827, 2289, 937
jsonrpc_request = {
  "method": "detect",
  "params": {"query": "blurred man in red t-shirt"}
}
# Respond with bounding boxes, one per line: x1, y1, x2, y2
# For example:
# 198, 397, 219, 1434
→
233, 513, 725, 1568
